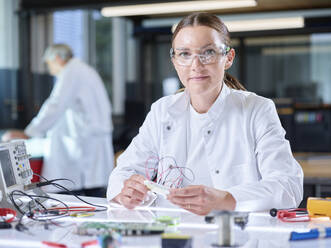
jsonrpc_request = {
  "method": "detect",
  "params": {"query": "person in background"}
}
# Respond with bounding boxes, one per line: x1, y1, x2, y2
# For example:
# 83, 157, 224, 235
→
2, 44, 114, 197
107, 12, 303, 215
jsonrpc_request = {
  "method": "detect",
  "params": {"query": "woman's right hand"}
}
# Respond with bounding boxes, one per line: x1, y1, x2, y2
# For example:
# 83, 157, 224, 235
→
114, 174, 149, 209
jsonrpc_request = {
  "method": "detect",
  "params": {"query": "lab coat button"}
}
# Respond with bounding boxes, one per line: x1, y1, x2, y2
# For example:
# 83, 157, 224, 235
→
166, 126, 171, 130
215, 170, 219, 174
207, 130, 211, 134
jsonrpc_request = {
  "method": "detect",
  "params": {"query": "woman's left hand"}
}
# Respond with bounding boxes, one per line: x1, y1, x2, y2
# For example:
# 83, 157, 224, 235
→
167, 185, 236, 215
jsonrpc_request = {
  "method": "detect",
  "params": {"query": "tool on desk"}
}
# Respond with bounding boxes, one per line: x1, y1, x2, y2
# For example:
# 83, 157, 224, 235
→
269, 208, 310, 222
290, 227, 331, 241
208, 211, 249, 247
307, 197, 331, 218
206, 211, 249, 230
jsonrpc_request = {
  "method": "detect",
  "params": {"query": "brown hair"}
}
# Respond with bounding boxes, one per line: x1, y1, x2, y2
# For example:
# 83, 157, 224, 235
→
172, 12, 246, 91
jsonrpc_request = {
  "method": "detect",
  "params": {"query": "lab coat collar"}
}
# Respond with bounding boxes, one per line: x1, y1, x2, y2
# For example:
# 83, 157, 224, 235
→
207, 82, 231, 122
167, 89, 191, 117
167, 82, 231, 122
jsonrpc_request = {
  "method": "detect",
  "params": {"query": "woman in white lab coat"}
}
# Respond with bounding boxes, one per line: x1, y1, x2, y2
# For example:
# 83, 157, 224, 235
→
107, 13, 303, 215
3, 44, 114, 196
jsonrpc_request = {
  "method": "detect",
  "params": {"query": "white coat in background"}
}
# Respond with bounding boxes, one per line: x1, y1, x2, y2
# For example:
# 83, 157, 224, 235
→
25, 58, 114, 191
107, 83, 303, 211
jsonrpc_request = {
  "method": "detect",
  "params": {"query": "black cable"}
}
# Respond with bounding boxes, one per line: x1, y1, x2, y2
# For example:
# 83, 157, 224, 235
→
33, 172, 76, 187
8, 173, 107, 233
33, 172, 48, 182
32, 172, 108, 212
9, 190, 40, 215
8, 190, 71, 233
49, 182, 108, 212
9, 190, 70, 220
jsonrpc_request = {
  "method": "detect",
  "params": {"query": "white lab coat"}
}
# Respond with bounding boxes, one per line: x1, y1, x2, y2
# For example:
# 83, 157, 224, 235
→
25, 58, 114, 191
107, 83, 303, 211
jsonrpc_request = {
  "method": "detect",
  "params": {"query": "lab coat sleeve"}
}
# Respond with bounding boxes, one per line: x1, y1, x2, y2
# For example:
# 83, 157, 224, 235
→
24, 68, 78, 137
227, 99, 303, 211
107, 103, 160, 202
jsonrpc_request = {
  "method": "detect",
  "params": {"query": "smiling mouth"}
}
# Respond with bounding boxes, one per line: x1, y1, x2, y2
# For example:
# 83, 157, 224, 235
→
189, 75, 209, 81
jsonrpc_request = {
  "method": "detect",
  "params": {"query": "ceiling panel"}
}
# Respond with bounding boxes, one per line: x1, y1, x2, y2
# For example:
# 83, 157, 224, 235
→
20, 0, 331, 17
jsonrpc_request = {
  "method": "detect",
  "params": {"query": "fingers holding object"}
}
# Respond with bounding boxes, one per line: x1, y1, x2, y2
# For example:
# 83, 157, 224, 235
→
124, 177, 149, 195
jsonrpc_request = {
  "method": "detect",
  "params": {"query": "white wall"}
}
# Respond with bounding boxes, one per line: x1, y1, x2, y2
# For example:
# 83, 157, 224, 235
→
0, 0, 19, 69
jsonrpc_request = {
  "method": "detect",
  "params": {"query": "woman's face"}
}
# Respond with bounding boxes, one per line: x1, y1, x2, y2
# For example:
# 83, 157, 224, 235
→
172, 25, 234, 96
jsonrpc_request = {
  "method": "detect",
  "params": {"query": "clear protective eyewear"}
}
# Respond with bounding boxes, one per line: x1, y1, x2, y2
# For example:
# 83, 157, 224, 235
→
170, 44, 230, 66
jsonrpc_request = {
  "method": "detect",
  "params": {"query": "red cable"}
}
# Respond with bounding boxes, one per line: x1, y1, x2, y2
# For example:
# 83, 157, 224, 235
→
42, 241, 67, 248
47, 206, 96, 214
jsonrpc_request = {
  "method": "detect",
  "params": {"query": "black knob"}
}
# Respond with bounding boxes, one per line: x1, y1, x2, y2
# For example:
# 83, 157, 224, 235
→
269, 208, 278, 217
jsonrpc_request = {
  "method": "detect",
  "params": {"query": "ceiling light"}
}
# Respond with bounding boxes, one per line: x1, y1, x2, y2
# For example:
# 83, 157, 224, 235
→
101, 0, 257, 17
224, 17, 304, 32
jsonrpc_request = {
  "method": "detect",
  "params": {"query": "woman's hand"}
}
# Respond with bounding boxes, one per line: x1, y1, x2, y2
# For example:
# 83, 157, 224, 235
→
167, 185, 236, 215
114, 174, 149, 209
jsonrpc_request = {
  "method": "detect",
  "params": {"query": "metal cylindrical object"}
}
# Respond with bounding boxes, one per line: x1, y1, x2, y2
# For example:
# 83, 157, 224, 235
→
212, 210, 248, 247
215, 211, 235, 246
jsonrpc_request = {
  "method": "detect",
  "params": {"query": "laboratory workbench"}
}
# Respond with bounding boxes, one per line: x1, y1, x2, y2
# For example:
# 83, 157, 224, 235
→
0, 194, 331, 248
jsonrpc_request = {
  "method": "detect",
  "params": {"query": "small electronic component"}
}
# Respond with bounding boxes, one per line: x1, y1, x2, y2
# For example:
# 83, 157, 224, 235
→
161, 233, 192, 248
156, 216, 179, 226
76, 222, 167, 236
144, 180, 170, 197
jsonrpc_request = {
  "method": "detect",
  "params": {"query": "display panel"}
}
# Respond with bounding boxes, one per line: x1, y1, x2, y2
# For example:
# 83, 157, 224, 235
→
0, 150, 16, 187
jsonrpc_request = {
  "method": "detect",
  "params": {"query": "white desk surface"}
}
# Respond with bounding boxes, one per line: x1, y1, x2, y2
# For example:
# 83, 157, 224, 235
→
1, 194, 331, 248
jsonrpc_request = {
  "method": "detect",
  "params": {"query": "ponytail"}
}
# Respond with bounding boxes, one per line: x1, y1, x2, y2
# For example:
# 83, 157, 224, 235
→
224, 72, 246, 91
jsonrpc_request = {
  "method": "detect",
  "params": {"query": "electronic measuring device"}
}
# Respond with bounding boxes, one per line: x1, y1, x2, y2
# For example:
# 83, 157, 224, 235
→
307, 197, 331, 218
0, 140, 48, 217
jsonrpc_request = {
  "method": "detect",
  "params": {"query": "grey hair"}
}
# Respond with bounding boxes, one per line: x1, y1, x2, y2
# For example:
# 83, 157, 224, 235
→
43, 44, 73, 62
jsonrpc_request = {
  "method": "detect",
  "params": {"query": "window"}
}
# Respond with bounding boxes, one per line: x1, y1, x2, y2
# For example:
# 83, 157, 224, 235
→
245, 33, 331, 103
53, 10, 85, 60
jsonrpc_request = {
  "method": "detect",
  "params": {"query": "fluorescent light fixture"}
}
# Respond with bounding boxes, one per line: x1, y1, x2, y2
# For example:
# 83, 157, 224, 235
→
224, 17, 304, 32
101, 0, 257, 17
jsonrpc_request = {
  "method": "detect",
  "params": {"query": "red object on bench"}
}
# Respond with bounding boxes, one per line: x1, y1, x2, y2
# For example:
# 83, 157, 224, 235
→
29, 158, 43, 182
